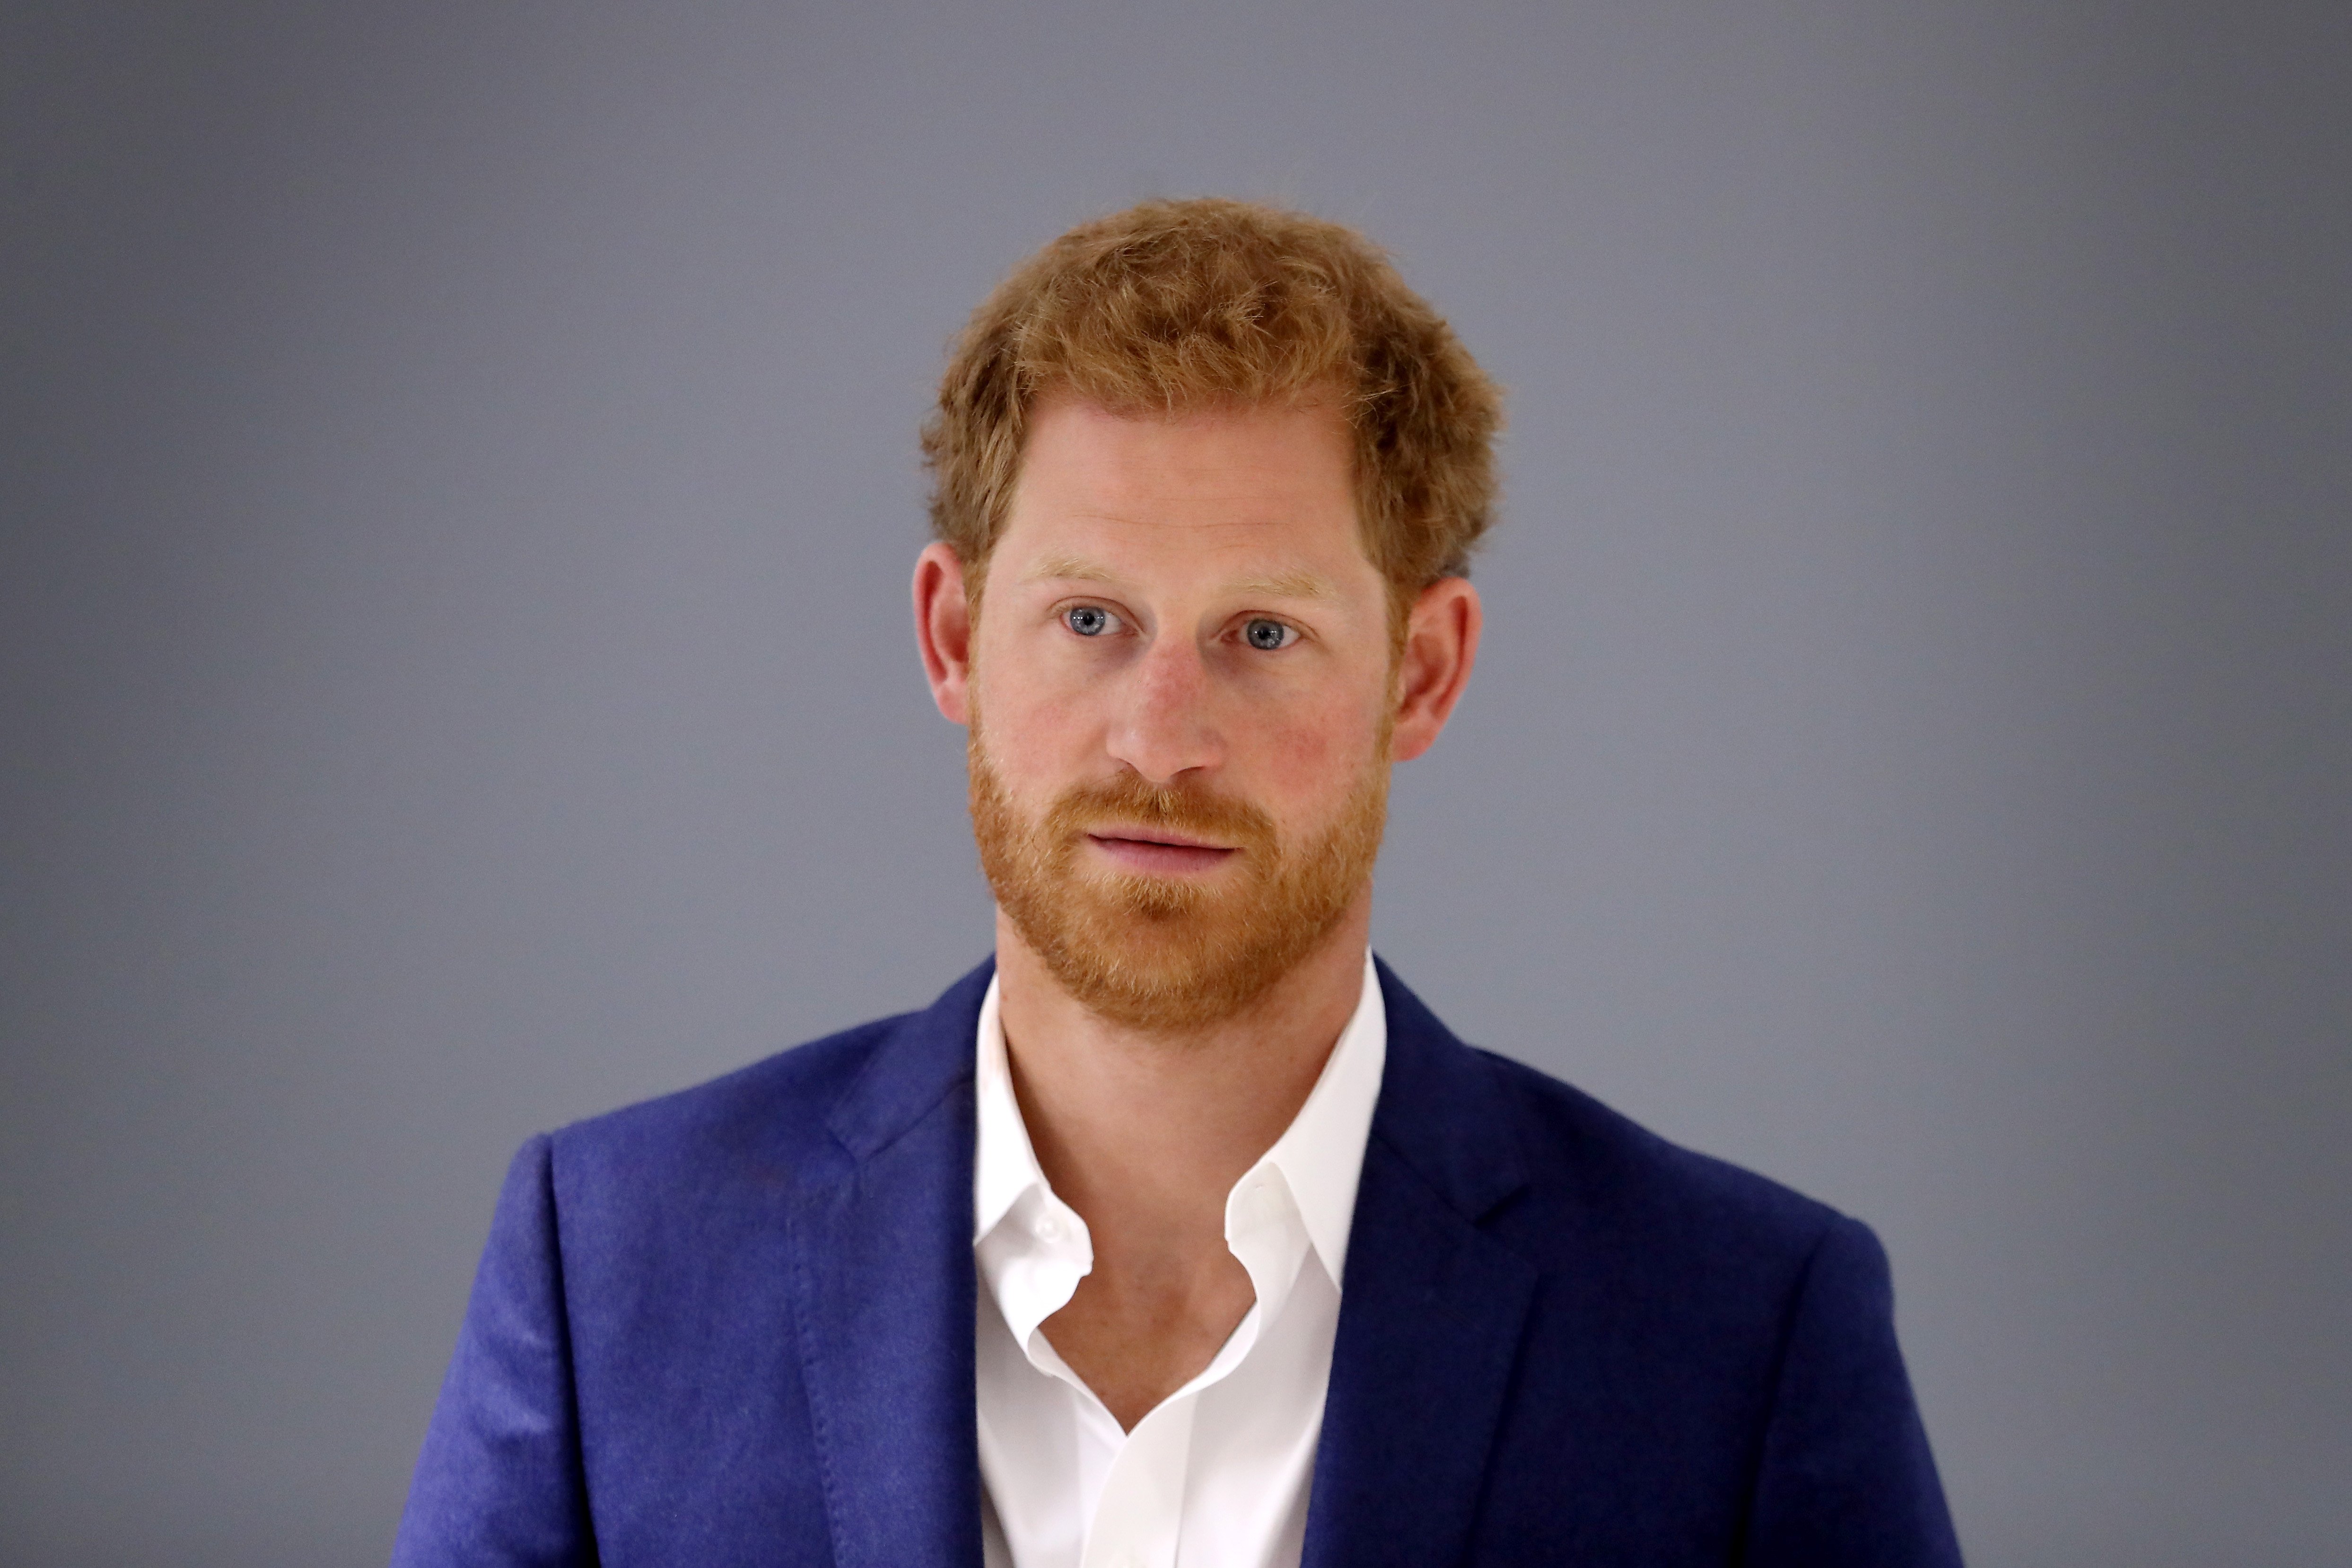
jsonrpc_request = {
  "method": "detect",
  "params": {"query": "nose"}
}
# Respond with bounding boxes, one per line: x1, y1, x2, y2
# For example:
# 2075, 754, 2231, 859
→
1105, 632, 1224, 785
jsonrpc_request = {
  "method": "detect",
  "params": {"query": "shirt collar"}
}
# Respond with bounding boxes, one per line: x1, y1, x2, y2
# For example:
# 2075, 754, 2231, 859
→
1247, 951, 1385, 1283
971, 971, 1039, 1248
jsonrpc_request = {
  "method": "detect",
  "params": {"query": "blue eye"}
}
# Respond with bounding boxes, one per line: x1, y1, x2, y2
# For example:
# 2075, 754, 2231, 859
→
1244, 618, 1295, 650
1064, 605, 1118, 637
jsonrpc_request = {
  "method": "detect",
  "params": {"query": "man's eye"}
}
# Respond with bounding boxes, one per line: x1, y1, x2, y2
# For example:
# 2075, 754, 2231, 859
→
1064, 605, 1120, 637
1243, 618, 1297, 651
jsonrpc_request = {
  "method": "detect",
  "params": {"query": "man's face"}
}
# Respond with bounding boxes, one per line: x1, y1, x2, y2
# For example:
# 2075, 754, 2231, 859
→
964, 394, 1400, 1032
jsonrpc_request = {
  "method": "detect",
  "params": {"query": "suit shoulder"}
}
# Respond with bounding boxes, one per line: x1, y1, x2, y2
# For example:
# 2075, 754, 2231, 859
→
544, 1010, 912, 1185
1472, 1046, 1845, 1266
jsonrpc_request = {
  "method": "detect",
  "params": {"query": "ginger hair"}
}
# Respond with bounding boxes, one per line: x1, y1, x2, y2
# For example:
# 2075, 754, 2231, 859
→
920, 198, 1503, 609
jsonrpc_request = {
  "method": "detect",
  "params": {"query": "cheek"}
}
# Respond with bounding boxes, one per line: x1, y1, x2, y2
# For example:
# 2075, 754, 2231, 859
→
1242, 682, 1388, 800
973, 662, 1099, 780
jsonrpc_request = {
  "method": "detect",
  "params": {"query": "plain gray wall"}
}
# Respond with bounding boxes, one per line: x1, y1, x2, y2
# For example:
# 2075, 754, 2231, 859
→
4, 2, 2346, 1563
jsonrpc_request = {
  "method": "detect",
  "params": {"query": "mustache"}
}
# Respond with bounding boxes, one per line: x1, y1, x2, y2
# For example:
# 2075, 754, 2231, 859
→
1041, 774, 1278, 851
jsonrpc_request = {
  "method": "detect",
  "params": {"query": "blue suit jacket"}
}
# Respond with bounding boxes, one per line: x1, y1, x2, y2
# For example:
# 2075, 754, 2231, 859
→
394, 959, 1962, 1566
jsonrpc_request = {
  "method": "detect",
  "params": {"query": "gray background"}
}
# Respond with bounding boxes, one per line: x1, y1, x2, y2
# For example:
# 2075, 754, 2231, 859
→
4, 2, 2346, 1563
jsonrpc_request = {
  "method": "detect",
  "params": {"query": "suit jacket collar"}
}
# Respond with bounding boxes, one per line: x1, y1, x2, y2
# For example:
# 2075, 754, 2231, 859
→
1364, 955, 1530, 1221
822, 959, 995, 1164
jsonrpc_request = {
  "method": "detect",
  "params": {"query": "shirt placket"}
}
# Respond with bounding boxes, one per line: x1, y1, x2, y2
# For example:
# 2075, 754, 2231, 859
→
1076, 1389, 1198, 1568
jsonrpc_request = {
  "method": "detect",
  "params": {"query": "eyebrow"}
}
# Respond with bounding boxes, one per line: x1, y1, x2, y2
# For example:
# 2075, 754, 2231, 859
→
1227, 569, 1336, 600
1019, 555, 1337, 600
1020, 554, 1121, 585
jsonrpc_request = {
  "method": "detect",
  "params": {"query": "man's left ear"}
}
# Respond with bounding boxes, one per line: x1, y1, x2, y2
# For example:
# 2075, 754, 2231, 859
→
1390, 576, 1482, 762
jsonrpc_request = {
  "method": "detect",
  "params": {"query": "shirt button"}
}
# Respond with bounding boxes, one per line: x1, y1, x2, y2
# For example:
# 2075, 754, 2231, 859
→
1036, 1212, 1064, 1243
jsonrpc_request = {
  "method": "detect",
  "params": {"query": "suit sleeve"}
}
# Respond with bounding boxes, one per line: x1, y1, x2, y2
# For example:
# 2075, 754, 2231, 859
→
1739, 1215, 1964, 1568
392, 1135, 599, 1568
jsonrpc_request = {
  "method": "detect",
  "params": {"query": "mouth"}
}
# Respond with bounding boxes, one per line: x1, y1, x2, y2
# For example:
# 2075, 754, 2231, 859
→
1083, 829, 1241, 876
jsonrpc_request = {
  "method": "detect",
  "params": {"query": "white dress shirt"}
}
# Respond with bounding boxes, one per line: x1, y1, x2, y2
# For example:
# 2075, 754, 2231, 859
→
972, 953, 1387, 1568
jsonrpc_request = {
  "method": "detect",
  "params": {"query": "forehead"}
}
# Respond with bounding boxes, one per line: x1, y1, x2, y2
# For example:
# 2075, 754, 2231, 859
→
997, 394, 1371, 578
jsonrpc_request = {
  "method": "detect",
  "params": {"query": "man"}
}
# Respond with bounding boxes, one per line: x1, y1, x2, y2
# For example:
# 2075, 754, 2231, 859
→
394, 199, 1962, 1567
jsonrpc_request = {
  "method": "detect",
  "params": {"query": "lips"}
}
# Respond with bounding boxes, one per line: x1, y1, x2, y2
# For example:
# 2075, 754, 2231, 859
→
1083, 831, 1240, 874
1087, 825, 1230, 851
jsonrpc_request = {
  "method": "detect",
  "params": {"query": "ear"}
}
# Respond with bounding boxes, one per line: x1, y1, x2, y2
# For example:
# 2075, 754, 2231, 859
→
1390, 576, 1481, 762
913, 541, 975, 725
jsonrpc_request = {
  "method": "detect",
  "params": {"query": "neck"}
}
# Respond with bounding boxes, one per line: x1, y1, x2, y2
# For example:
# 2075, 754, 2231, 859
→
989, 891, 1372, 1428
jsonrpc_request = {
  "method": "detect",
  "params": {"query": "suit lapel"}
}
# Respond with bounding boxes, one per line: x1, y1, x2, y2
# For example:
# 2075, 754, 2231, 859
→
1302, 961, 1539, 1568
789, 965, 991, 1568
